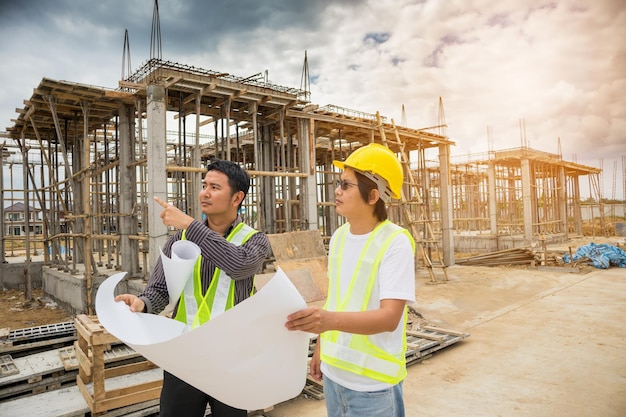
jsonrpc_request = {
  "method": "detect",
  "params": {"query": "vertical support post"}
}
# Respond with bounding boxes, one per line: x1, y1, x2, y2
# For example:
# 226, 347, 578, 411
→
224, 97, 231, 161
92, 343, 105, 403
298, 118, 318, 231
558, 165, 567, 238
487, 162, 498, 237
521, 158, 534, 242
20, 138, 32, 300
191, 95, 203, 221
81, 102, 93, 314
118, 104, 139, 276
572, 176, 582, 235
438, 143, 454, 266
72, 115, 84, 267
252, 102, 259, 170
279, 107, 291, 232
146, 85, 168, 274
0, 144, 4, 265
327, 138, 338, 236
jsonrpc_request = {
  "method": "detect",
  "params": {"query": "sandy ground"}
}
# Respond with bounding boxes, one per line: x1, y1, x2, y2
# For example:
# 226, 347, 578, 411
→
1, 236, 625, 416
0, 287, 73, 330
265, 252, 626, 416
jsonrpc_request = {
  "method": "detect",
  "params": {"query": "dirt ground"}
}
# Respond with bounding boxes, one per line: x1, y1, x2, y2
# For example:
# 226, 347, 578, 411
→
0, 287, 73, 331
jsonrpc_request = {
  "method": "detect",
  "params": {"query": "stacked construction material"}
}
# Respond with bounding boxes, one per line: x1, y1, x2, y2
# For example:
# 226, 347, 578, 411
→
562, 242, 626, 268
456, 248, 537, 266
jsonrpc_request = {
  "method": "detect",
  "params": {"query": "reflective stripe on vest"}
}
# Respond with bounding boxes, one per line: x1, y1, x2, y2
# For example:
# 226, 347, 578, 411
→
174, 223, 258, 329
320, 220, 415, 385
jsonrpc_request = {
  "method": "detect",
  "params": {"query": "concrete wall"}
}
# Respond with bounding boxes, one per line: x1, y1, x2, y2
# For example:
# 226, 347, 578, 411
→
454, 235, 499, 254
0, 261, 43, 290
41, 267, 148, 315
581, 204, 625, 220
42, 267, 108, 315
454, 233, 568, 254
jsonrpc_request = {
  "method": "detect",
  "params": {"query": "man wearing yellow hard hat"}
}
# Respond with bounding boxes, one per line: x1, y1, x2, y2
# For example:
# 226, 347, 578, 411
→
286, 143, 416, 417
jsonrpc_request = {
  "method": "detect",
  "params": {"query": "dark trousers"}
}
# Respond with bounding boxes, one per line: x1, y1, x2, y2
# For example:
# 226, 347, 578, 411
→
160, 371, 247, 417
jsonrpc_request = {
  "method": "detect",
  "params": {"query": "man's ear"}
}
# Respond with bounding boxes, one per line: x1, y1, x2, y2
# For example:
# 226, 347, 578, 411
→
368, 188, 381, 205
232, 191, 244, 206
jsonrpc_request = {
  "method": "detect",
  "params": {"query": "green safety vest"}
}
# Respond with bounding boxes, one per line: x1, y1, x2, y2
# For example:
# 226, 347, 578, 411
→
320, 220, 415, 385
174, 222, 258, 329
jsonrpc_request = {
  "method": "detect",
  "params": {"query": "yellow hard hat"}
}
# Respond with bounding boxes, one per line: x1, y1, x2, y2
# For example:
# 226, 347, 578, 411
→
333, 143, 403, 200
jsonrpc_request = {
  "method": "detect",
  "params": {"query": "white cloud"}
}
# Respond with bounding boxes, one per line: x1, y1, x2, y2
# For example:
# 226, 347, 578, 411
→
0, 0, 624, 198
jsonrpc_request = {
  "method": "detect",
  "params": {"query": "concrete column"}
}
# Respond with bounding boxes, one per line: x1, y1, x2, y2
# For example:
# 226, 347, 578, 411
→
326, 151, 338, 235
80, 104, 92, 312
573, 176, 582, 235
191, 95, 203, 221
72, 118, 85, 266
438, 143, 454, 266
521, 159, 534, 241
298, 118, 318, 231
118, 104, 139, 276
250, 102, 262, 231
487, 163, 498, 236
0, 149, 4, 264
278, 108, 291, 231
261, 125, 276, 233
146, 85, 169, 275
224, 98, 232, 161
252, 102, 259, 172
558, 166, 567, 237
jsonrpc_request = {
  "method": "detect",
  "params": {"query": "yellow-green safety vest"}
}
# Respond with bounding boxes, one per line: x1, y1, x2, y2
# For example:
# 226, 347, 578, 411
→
174, 223, 258, 329
320, 220, 415, 385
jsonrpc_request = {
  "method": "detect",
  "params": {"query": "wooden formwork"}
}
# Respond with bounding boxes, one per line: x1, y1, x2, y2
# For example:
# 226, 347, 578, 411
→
73, 314, 162, 415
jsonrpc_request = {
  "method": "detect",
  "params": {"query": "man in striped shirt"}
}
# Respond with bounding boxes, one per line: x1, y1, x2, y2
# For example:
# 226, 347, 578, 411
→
115, 159, 270, 417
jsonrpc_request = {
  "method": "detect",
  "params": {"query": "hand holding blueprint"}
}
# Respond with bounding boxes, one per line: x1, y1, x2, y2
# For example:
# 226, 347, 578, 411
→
95, 240, 310, 410
160, 239, 201, 304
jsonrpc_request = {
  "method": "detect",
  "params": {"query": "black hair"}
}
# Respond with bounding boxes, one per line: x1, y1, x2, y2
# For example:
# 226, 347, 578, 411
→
354, 170, 388, 221
206, 159, 250, 209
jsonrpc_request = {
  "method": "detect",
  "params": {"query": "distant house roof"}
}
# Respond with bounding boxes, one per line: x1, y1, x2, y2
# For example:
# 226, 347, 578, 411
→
4, 202, 40, 212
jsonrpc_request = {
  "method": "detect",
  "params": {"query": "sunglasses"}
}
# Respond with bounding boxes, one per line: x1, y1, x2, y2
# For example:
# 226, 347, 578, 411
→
335, 179, 359, 190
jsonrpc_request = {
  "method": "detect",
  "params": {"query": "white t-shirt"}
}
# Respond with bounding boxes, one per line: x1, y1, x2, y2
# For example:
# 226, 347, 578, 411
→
321, 226, 416, 392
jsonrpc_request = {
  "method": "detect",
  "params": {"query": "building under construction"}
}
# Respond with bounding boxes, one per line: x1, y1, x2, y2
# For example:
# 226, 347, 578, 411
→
0, 55, 603, 314
448, 147, 602, 254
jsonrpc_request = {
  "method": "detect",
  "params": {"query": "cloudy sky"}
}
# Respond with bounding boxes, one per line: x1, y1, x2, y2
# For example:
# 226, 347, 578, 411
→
0, 0, 624, 198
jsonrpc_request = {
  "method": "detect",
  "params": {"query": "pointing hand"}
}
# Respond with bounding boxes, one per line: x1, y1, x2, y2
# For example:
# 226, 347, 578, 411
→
154, 196, 194, 229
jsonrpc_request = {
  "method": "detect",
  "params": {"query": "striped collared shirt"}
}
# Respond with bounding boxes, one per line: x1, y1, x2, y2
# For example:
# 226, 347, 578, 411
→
139, 216, 270, 315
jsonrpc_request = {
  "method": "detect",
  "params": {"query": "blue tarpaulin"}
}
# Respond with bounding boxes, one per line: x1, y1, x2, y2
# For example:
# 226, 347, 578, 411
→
562, 242, 626, 269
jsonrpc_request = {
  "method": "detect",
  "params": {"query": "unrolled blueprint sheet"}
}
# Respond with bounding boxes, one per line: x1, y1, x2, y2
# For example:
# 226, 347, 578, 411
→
95, 241, 310, 410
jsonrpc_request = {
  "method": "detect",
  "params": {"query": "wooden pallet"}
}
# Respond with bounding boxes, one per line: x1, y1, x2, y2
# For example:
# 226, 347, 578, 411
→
302, 375, 324, 400
74, 314, 162, 415
405, 326, 470, 366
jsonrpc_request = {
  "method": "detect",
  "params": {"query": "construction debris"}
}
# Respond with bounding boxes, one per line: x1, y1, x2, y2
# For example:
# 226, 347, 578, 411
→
562, 242, 626, 269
